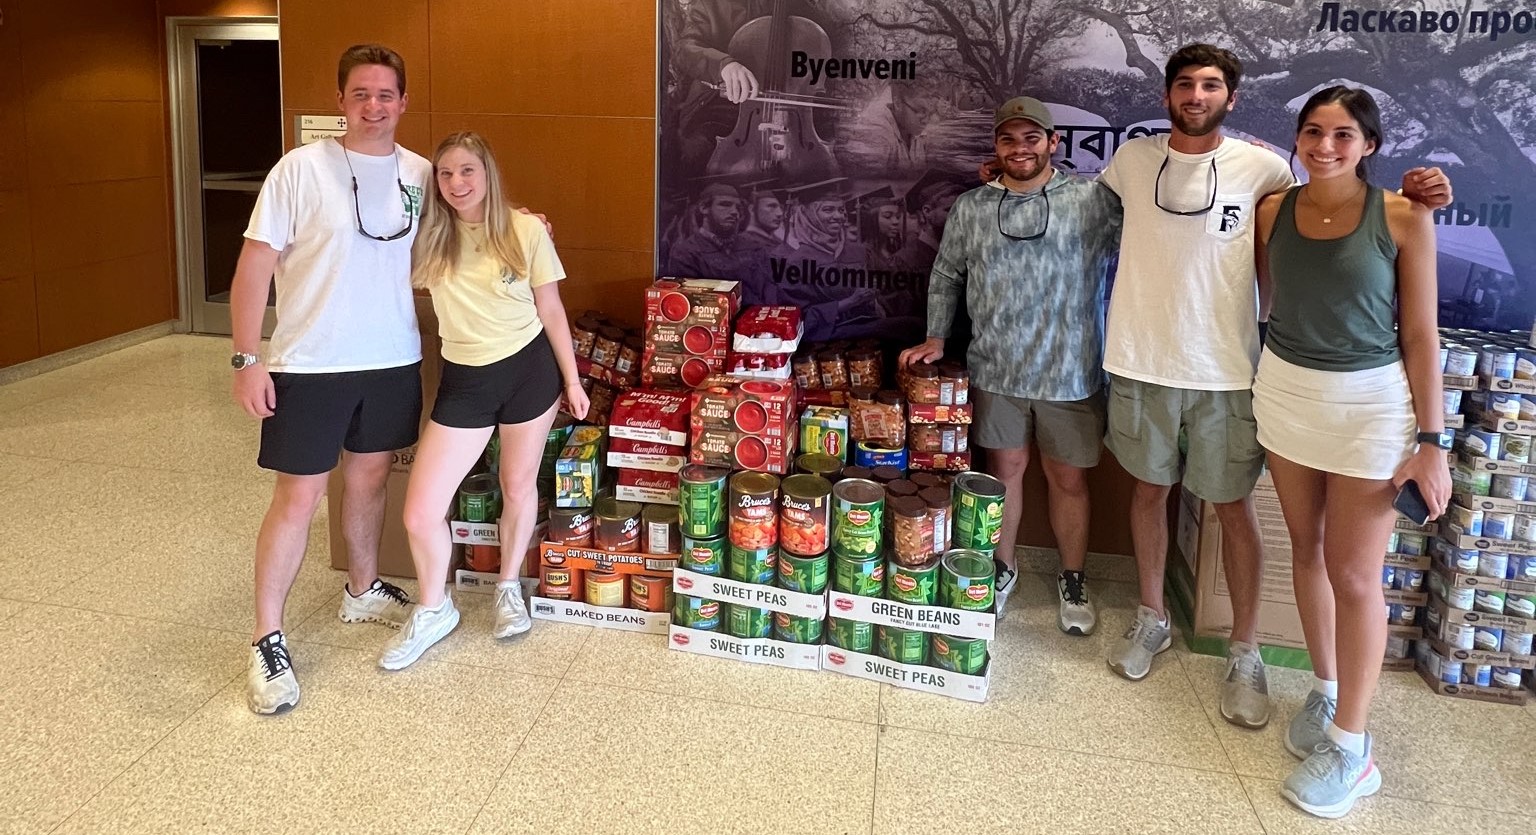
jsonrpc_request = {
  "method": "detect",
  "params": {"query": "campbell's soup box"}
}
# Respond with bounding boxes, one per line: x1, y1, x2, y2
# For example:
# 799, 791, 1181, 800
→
691, 426, 796, 474
608, 389, 690, 446
690, 380, 798, 434
645, 278, 741, 328
614, 468, 681, 504
606, 436, 688, 473
641, 347, 724, 389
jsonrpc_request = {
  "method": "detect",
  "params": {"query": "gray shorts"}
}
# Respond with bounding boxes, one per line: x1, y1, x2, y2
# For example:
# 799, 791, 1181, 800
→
1104, 374, 1263, 503
972, 388, 1106, 468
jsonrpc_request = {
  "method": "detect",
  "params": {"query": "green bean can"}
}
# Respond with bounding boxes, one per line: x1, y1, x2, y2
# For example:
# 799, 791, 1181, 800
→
728, 545, 778, 584
828, 617, 875, 653
930, 633, 988, 675
877, 625, 928, 665
681, 535, 725, 576
773, 611, 824, 644
832, 478, 884, 559
673, 594, 721, 631
779, 550, 830, 594
833, 554, 885, 597
679, 465, 729, 539
726, 603, 772, 638
940, 549, 996, 611
951, 472, 1006, 551
886, 557, 939, 606
457, 473, 502, 523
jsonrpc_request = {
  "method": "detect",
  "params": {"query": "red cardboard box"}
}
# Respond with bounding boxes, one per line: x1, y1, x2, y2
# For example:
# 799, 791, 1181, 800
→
615, 468, 681, 504
641, 348, 723, 389
646, 320, 732, 358
645, 278, 741, 328
607, 437, 688, 473
609, 389, 691, 446
733, 306, 803, 354
691, 426, 795, 473
690, 380, 798, 434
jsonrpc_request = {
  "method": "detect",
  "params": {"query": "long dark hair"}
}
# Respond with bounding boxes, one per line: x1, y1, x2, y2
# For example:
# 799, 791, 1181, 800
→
1295, 85, 1382, 181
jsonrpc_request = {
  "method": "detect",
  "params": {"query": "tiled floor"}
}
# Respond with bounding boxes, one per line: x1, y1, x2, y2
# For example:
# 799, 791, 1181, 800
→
2, 334, 1534, 834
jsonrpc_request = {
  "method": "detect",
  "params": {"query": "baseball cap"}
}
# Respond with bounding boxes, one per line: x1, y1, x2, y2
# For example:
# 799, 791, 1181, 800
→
993, 96, 1054, 132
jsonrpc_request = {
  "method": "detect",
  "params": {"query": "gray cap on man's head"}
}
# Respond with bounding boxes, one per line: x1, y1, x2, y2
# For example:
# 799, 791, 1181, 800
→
993, 96, 1054, 131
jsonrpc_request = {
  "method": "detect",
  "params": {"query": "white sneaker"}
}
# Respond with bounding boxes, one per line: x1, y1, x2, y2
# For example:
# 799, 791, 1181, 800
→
993, 560, 1019, 620
339, 578, 412, 628
493, 581, 532, 638
1057, 570, 1098, 636
378, 598, 461, 670
248, 631, 300, 715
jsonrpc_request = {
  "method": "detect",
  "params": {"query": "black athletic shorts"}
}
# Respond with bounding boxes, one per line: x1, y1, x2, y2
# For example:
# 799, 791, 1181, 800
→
258, 362, 423, 476
432, 331, 561, 429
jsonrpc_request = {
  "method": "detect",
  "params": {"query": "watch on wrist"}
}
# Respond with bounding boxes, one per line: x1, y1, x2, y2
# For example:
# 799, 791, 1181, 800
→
1416, 430, 1453, 451
231, 352, 259, 370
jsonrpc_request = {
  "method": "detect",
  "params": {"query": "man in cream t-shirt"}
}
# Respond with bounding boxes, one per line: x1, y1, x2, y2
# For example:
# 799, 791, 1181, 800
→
230, 44, 430, 715
1097, 44, 1449, 731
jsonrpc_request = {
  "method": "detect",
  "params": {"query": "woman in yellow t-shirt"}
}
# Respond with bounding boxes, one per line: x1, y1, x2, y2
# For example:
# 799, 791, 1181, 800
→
379, 131, 589, 670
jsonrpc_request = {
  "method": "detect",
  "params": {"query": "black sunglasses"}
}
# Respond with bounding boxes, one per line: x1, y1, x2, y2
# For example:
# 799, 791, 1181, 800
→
1153, 153, 1218, 216
996, 183, 1049, 241
340, 142, 414, 242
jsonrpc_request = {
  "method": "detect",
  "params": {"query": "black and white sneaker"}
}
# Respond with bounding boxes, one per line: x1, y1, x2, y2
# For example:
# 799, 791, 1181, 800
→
993, 559, 1019, 619
247, 630, 300, 715
1057, 570, 1098, 636
338, 578, 412, 628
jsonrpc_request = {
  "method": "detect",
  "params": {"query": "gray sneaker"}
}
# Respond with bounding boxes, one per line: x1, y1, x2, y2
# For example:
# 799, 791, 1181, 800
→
339, 578, 412, 628
1281, 734, 1381, 819
1107, 605, 1172, 681
493, 581, 532, 638
379, 598, 461, 670
1286, 690, 1337, 759
1220, 644, 1272, 729
1057, 570, 1097, 636
247, 631, 299, 715
993, 560, 1019, 620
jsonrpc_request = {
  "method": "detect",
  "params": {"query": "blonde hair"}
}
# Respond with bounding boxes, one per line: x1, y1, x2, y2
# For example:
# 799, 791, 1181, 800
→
411, 131, 527, 290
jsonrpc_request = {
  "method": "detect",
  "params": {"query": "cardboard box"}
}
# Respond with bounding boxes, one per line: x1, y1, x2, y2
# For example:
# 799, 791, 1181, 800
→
645, 278, 740, 328
801, 406, 851, 462
690, 380, 797, 432
1437, 527, 1536, 558
1416, 661, 1530, 705
609, 389, 691, 446
1465, 455, 1536, 477
826, 590, 996, 640
1384, 552, 1432, 570
554, 427, 605, 508
672, 568, 828, 618
1484, 376, 1536, 396
1443, 373, 1479, 391
454, 572, 537, 597
1427, 591, 1536, 633
1457, 493, 1536, 515
539, 542, 676, 577
530, 597, 672, 633
690, 426, 795, 474
820, 645, 990, 702
614, 468, 680, 504
1426, 635, 1536, 669
666, 625, 822, 671
328, 296, 443, 579
606, 437, 687, 473
644, 320, 732, 358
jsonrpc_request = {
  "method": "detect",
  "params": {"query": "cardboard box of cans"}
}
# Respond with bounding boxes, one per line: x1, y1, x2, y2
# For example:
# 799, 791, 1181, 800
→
689, 380, 800, 475
641, 279, 741, 387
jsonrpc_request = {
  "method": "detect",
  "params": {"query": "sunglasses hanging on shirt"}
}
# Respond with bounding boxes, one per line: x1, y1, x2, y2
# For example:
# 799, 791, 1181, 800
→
340, 139, 414, 242
995, 184, 1050, 241
1153, 152, 1218, 216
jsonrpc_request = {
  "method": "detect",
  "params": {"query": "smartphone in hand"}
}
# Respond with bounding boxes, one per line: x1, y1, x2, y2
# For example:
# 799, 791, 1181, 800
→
1393, 480, 1432, 525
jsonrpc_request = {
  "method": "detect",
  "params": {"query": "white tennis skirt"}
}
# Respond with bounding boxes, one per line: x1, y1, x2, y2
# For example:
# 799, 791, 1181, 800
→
1252, 348, 1416, 480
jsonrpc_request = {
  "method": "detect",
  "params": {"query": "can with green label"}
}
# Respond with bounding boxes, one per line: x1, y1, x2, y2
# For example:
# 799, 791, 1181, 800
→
951, 472, 1006, 551
931, 633, 988, 675
832, 478, 884, 558
829, 617, 875, 653
833, 554, 884, 597
728, 545, 778, 584
940, 549, 996, 611
878, 624, 928, 665
886, 557, 940, 606
673, 594, 721, 631
679, 465, 729, 539
773, 611, 824, 644
779, 550, 830, 594
726, 603, 772, 638
457, 473, 502, 523
680, 535, 726, 576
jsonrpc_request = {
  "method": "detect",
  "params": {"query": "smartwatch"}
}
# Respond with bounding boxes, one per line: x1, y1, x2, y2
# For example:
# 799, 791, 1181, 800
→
231, 352, 260, 370
1416, 430, 1453, 451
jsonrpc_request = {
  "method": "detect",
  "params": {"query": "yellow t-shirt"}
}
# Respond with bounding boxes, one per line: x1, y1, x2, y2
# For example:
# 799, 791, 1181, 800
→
431, 209, 566, 366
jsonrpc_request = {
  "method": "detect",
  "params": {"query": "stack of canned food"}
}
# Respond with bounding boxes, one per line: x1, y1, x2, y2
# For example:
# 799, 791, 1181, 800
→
534, 495, 679, 613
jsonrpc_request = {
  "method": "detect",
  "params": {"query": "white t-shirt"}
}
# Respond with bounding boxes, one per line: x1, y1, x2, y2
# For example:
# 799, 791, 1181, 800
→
244, 138, 432, 373
433, 210, 567, 366
1100, 134, 1294, 391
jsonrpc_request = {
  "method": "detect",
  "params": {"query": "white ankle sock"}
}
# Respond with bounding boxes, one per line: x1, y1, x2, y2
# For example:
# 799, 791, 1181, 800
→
419, 598, 448, 614
1313, 677, 1339, 699
1326, 724, 1366, 756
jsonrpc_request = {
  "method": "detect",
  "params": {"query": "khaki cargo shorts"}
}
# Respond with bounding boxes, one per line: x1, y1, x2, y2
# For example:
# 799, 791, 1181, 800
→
972, 388, 1106, 468
1104, 374, 1263, 503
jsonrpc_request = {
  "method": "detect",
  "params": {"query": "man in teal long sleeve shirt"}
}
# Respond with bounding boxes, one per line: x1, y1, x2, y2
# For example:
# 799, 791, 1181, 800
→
901, 97, 1121, 632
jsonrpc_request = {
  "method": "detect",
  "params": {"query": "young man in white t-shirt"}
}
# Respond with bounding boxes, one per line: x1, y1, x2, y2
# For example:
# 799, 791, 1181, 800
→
230, 44, 431, 715
1097, 44, 1451, 730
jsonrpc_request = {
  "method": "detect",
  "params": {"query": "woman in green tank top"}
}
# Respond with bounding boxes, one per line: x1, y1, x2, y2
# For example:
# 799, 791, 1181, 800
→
1251, 87, 1449, 819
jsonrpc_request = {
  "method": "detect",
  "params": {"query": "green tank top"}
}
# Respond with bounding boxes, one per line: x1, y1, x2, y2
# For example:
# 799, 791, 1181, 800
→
1266, 185, 1401, 372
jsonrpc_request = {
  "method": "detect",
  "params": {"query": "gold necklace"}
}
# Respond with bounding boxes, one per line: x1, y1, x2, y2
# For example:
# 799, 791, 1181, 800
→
462, 223, 487, 253
1302, 181, 1366, 224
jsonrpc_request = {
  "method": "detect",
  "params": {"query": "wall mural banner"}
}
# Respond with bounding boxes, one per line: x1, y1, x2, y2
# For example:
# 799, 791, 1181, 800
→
657, 0, 1535, 342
